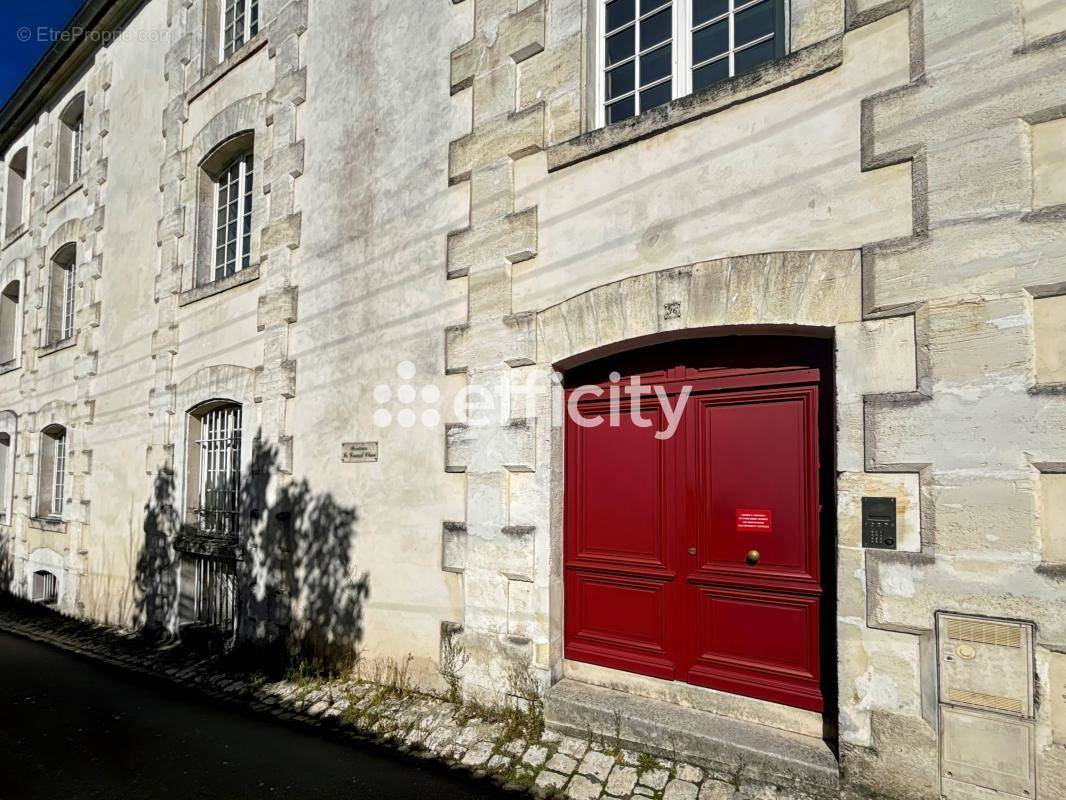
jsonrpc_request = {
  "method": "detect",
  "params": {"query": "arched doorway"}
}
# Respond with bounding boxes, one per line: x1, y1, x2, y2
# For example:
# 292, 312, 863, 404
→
562, 334, 836, 714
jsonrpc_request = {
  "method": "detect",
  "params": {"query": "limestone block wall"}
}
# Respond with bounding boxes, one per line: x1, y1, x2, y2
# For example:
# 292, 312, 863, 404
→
442, 0, 1066, 797
0, 45, 117, 617
150, 0, 307, 636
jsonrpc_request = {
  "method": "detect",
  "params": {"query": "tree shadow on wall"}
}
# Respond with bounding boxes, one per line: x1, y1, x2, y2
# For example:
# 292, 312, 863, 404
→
242, 437, 370, 676
134, 467, 180, 636
134, 439, 370, 676
0, 529, 13, 594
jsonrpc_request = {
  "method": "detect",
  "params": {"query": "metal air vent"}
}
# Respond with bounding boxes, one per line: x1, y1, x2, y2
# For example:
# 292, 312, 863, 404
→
938, 613, 1034, 719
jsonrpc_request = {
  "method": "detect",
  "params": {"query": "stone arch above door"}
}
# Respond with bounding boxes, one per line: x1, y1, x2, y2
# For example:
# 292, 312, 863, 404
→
534, 249, 918, 475
536, 250, 865, 368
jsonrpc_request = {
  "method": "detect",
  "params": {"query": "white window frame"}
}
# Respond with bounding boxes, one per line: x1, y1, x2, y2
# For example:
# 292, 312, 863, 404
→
61, 262, 75, 341
70, 113, 84, 184
50, 429, 66, 518
32, 570, 58, 603
211, 154, 254, 282
596, 0, 786, 128
220, 0, 260, 61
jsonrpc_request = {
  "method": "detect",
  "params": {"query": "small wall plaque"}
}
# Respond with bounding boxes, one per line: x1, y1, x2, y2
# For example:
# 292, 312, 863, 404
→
342, 442, 378, 463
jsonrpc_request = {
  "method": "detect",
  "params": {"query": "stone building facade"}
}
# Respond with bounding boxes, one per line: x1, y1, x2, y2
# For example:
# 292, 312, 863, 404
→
1, 0, 1064, 797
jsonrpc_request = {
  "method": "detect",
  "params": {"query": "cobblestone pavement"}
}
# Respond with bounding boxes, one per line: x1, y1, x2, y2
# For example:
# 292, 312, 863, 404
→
0, 603, 757, 800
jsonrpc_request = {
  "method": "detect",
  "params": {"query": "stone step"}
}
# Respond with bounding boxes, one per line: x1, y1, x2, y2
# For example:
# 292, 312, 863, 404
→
544, 677, 840, 799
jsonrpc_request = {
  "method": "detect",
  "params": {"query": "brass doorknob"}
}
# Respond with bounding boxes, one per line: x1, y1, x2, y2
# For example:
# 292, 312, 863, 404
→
688, 547, 697, 556
745, 550, 760, 565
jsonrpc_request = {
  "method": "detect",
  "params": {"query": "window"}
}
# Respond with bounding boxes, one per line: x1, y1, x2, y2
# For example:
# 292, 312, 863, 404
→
57, 94, 85, 192
599, 0, 785, 125
0, 432, 10, 521
47, 244, 76, 345
37, 425, 66, 519
0, 280, 20, 366
4, 148, 28, 236
212, 153, 254, 282
32, 569, 58, 603
187, 403, 242, 537
221, 0, 260, 60
190, 554, 237, 630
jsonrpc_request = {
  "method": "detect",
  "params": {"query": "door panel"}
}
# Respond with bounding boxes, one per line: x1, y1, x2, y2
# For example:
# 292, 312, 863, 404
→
569, 405, 668, 569
564, 570, 676, 679
564, 398, 679, 679
564, 360, 826, 713
694, 389, 818, 582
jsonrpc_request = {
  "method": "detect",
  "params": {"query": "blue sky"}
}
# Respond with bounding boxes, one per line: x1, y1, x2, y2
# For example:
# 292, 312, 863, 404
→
1, 1, 86, 110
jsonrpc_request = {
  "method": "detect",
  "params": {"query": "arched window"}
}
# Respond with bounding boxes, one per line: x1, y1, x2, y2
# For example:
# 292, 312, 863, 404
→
4, 148, 27, 236
0, 432, 11, 521
197, 132, 255, 286
57, 94, 85, 191
221, 0, 259, 59
187, 402, 242, 536
32, 569, 58, 603
47, 244, 76, 345
0, 280, 19, 366
37, 425, 67, 519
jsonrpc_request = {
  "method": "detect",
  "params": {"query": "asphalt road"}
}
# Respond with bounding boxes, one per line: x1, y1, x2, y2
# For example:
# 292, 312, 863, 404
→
0, 630, 509, 800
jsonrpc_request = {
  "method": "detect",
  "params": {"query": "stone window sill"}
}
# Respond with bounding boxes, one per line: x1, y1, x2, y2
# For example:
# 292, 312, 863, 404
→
29, 516, 67, 534
547, 35, 844, 173
36, 336, 77, 358
0, 359, 19, 376
178, 263, 260, 307
188, 34, 269, 103
2, 224, 27, 251
47, 179, 85, 213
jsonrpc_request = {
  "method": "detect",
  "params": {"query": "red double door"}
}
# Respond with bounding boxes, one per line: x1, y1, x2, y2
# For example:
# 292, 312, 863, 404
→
564, 358, 826, 712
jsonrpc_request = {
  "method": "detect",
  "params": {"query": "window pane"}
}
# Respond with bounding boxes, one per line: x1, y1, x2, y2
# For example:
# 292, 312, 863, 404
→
735, 0, 776, 47
735, 36, 777, 74
692, 17, 728, 64
640, 44, 672, 87
640, 7, 672, 50
606, 26, 636, 65
640, 0, 670, 13
607, 95, 636, 124
640, 81, 672, 112
693, 0, 729, 26
606, 0, 635, 32
693, 56, 730, 91
606, 61, 636, 100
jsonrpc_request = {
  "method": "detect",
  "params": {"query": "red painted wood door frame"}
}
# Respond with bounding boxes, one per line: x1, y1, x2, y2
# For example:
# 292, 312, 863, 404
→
564, 362, 825, 712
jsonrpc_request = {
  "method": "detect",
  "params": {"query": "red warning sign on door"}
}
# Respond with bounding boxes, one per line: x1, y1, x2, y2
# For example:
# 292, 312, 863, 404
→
736, 508, 772, 533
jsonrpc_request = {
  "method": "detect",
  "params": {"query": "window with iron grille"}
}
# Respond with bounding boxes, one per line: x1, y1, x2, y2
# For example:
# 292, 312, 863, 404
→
194, 404, 242, 537
192, 554, 237, 631
599, 0, 785, 126
221, 0, 260, 60
212, 153, 254, 282
32, 570, 57, 603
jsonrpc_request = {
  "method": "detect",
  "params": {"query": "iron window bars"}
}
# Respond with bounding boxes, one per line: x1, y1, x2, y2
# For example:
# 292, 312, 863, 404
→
195, 404, 242, 537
